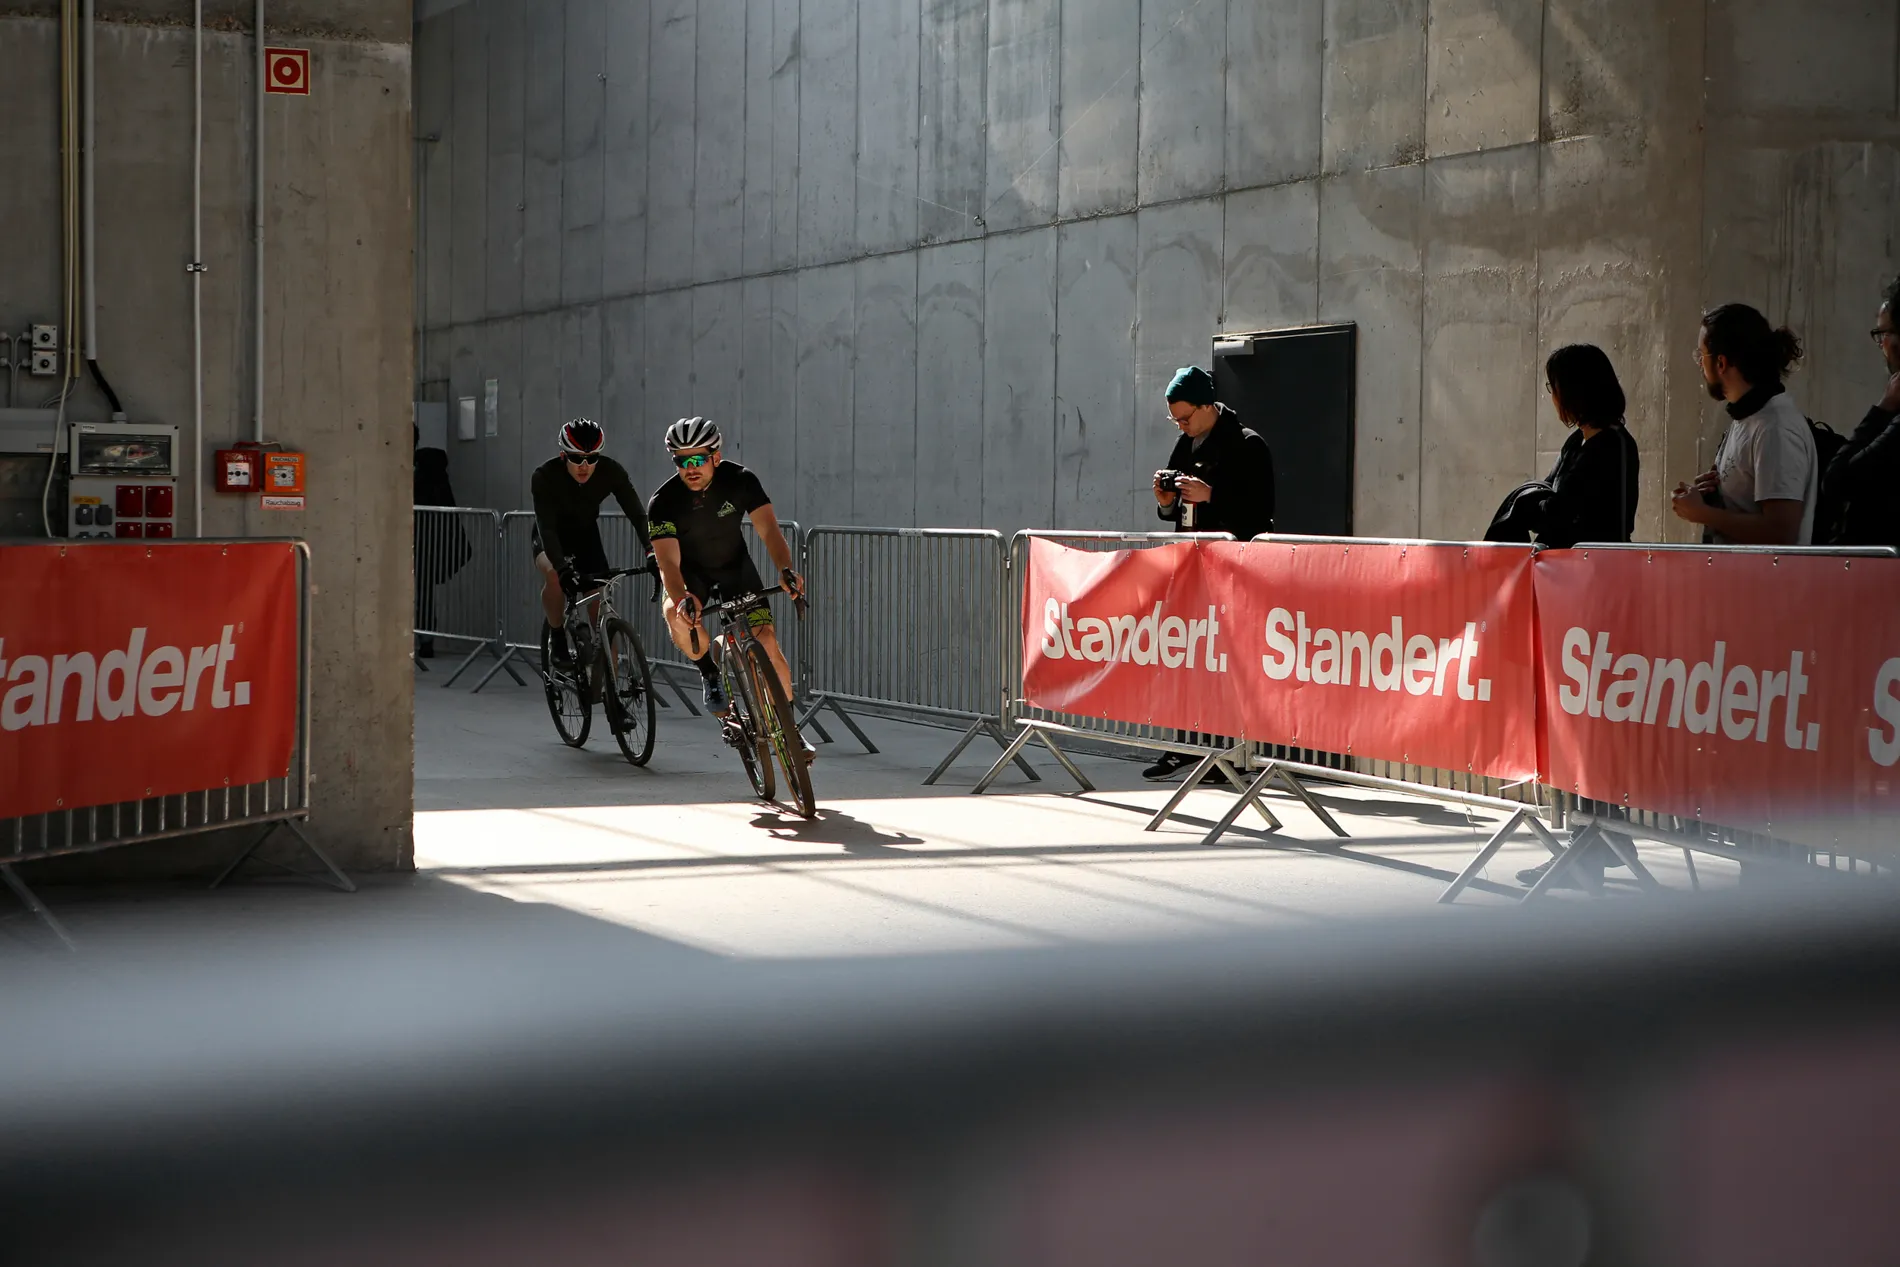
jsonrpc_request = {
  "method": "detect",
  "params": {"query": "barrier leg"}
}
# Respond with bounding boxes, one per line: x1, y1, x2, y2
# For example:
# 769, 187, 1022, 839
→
1199, 766, 1283, 847
652, 663, 703, 716
1144, 752, 1222, 831
211, 820, 356, 894
972, 726, 1038, 794
472, 645, 531, 693
1032, 731, 1095, 794
1438, 808, 1533, 905
1271, 768, 1350, 839
795, 696, 877, 754
1, 864, 75, 951
988, 723, 1042, 783
1681, 848, 1701, 890
1519, 826, 1593, 903
438, 640, 490, 688
925, 719, 988, 785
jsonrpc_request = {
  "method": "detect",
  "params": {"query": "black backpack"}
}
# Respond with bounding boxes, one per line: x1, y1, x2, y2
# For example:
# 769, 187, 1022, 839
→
1809, 417, 1848, 541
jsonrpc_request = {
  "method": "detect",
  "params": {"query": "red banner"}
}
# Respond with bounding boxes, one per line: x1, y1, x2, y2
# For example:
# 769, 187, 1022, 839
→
0, 542, 301, 820
1536, 549, 1900, 846
1210, 540, 1541, 779
1023, 538, 1247, 737
1022, 538, 1540, 780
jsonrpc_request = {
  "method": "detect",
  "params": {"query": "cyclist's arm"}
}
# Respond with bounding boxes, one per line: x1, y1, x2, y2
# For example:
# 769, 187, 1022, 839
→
529, 471, 568, 571
606, 464, 653, 554
749, 504, 795, 575
652, 538, 690, 606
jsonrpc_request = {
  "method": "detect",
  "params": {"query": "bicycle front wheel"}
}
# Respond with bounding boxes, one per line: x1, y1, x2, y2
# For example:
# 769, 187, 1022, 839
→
602, 618, 656, 766
540, 623, 591, 748
724, 644, 774, 801
746, 640, 815, 819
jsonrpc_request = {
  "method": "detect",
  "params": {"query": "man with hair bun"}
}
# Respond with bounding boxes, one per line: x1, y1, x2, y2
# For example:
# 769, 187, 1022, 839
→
1672, 303, 1818, 545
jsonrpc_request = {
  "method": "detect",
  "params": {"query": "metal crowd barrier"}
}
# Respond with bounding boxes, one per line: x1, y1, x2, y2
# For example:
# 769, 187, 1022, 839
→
2, 540, 351, 949
799, 527, 1033, 784
414, 507, 513, 688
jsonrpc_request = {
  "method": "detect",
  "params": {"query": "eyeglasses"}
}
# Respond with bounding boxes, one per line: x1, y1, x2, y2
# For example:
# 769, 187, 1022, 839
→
672, 452, 712, 469
1872, 328, 1897, 345
565, 454, 599, 467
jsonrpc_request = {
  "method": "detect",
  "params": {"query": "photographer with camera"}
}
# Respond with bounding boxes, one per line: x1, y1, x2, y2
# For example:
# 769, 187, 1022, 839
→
1144, 366, 1276, 782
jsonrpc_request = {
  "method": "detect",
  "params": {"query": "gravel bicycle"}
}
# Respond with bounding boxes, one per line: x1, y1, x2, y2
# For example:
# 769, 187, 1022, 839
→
540, 566, 659, 766
689, 583, 814, 819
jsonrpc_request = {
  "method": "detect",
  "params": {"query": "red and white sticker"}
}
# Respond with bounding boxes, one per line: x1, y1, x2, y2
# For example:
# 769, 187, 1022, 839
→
264, 47, 310, 95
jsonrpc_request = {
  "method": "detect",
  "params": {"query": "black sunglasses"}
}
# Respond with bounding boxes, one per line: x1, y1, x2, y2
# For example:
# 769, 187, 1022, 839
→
565, 453, 600, 467
673, 452, 712, 469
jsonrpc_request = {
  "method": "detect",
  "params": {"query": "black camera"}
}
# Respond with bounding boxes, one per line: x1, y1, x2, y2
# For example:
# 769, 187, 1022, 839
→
1155, 469, 1184, 493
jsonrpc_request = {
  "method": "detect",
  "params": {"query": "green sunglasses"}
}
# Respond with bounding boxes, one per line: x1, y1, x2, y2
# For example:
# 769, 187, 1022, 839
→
673, 452, 712, 469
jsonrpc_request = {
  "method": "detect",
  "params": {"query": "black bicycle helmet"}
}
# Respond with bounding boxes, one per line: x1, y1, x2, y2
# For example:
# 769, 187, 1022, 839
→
664, 416, 722, 453
558, 418, 605, 457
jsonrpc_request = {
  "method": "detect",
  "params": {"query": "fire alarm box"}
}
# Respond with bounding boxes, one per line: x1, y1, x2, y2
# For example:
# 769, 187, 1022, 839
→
216, 442, 261, 492
264, 450, 305, 495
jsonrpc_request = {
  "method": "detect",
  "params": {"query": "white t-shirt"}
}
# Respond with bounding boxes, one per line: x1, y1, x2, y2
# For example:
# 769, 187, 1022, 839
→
1713, 391, 1817, 545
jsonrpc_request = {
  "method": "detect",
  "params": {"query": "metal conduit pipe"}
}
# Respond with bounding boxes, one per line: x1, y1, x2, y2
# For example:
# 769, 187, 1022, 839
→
191, 0, 205, 534
254, 0, 265, 443
81, 0, 123, 418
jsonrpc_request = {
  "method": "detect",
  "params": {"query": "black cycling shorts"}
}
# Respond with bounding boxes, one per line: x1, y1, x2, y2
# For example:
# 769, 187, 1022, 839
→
531, 523, 610, 580
683, 557, 773, 630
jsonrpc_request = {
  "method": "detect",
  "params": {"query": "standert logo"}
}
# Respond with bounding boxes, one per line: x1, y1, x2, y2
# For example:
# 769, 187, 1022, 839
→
0, 625, 254, 732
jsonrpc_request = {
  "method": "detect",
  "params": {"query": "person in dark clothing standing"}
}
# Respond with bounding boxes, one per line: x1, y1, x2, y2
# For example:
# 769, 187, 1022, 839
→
413, 425, 462, 659
1153, 365, 1277, 543
1821, 273, 1900, 549
1144, 365, 1277, 782
1486, 345, 1640, 549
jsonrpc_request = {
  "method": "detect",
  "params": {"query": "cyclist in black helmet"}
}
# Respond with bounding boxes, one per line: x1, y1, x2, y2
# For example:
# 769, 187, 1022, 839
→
648, 416, 804, 726
530, 419, 652, 666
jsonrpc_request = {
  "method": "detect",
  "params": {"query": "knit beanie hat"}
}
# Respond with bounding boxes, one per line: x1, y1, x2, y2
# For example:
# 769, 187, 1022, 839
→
1166, 365, 1216, 407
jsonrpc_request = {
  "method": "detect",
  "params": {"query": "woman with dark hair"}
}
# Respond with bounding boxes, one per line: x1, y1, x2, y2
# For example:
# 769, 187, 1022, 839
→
1485, 344, 1640, 548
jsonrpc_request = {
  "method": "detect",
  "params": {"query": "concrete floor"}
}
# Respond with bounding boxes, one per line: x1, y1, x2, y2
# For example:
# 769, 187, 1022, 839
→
1, 668, 1731, 956
411, 667, 1727, 958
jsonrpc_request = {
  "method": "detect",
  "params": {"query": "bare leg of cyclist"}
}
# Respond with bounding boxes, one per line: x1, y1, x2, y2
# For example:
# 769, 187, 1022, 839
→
534, 553, 564, 629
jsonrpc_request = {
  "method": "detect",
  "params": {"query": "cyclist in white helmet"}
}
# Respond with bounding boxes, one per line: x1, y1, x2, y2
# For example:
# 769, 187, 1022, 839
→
530, 419, 652, 666
647, 417, 804, 722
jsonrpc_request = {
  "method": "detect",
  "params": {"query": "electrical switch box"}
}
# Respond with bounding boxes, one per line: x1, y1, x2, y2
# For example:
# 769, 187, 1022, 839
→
66, 422, 179, 540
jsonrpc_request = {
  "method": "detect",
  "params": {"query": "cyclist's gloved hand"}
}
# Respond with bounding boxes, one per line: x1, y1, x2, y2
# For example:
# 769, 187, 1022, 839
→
644, 552, 660, 578
781, 568, 804, 600
558, 563, 582, 598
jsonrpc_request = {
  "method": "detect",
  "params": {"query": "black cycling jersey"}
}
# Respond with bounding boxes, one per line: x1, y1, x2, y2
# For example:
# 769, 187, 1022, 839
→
646, 461, 771, 576
529, 455, 650, 576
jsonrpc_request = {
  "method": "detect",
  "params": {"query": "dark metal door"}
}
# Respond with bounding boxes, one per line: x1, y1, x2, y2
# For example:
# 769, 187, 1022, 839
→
1212, 325, 1356, 536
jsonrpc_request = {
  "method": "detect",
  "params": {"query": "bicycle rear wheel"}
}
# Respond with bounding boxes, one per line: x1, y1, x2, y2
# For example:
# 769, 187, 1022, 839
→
602, 618, 656, 766
540, 623, 591, 748
723, 642, 774, 801
746, 640, 815, 819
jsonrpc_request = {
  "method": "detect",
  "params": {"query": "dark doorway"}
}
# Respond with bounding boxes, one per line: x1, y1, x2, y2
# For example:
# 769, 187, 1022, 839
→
1211, 325, 1356, 537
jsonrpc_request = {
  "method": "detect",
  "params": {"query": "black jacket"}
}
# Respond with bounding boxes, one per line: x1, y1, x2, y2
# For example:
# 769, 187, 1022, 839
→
1485, 425, 1638, 548
1821, 404, 1900, 549
1156, 405, 1276, 541
414, 447, 457, 508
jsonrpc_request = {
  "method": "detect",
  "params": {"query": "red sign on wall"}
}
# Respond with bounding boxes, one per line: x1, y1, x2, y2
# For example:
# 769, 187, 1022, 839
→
264, 47, 310, 95
0, 542, 301, 820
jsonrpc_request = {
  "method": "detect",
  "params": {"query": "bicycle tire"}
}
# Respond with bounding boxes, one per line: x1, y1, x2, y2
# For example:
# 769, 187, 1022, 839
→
746, 639, 815, 819
723, 642, 774, 801
540, 623, 592, 748
601, 618, 657, 767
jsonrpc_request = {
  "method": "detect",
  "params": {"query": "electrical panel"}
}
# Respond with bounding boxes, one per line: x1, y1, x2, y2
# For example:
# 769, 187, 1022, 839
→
65, 422, 179, 540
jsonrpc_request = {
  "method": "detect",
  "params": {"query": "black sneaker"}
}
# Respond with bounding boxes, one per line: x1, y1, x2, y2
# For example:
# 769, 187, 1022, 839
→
1142, 752, 1193, 782
702, 675, 730, 716
416, 638, 436, 660
548, 626, 573, 669
1515, 856, 1606, 891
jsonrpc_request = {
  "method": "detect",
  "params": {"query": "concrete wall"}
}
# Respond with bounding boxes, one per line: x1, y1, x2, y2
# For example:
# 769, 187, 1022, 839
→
1, 2, 415, 875
418, 0, 1898, 545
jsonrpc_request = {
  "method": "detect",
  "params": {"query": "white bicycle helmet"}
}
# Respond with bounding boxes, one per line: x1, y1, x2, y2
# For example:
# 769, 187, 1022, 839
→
664, 416, 722, 453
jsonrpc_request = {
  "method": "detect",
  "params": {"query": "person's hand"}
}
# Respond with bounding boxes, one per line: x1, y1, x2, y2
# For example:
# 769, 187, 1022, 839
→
1175, 476, 1212, 505
679, 593, 703, 625
643, 551, 660, 577
1690, 467, 1720, 496
1671, 484, 1713, 525
557, 563, 582, 597
780, 568, 805, 600
1152, 471, 1178, 507
1879, 370, 1900, 414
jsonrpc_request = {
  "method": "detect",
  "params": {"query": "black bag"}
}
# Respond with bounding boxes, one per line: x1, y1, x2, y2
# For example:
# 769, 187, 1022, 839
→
1808, 417, 1848, 542
1484, 482, 1553, 544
